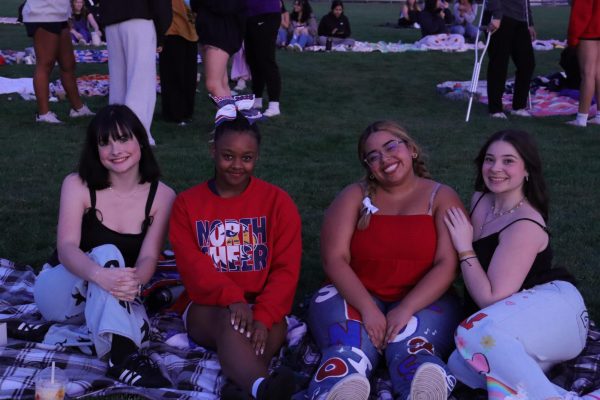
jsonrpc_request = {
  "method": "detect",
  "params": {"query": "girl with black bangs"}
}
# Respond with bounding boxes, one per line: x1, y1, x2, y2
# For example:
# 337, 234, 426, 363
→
34, 104, 175, 388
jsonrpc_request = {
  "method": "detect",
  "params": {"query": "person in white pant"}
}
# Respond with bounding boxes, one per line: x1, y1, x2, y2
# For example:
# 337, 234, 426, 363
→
100, 0, 172, 146
444, 129, 590, 400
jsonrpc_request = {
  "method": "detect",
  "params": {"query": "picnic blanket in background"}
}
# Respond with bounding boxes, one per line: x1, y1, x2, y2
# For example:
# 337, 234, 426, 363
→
0, 17, 19, 24
2, 256, 600, 399
303, 37, 565, 53
0, 49, 204, 65
437, 78, 598, 117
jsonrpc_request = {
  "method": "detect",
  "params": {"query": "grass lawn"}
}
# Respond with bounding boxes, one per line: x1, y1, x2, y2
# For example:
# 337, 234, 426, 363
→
0, 2, 599, 394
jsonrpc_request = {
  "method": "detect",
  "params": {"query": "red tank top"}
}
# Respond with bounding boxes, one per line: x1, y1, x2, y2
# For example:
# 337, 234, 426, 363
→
349, 214, 437, 302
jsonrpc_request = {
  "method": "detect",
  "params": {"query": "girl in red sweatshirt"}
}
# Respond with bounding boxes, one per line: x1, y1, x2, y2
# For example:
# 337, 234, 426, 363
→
169, 115, 302, 399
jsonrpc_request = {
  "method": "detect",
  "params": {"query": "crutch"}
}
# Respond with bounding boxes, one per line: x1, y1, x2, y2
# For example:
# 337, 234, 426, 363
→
465, 0, 491, 122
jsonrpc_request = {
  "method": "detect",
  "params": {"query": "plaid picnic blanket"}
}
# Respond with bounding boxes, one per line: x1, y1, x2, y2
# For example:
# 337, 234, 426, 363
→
3, 256, 600, 400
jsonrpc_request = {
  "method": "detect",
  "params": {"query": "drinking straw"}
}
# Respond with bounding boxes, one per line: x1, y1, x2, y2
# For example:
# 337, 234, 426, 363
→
51, 361, 55, 384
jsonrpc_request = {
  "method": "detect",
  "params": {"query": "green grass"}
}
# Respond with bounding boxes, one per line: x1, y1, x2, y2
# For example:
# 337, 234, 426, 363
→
1, 0, 599, 340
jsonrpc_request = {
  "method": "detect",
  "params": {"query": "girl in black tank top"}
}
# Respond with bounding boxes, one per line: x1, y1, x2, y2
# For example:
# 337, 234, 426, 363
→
443, 130, 587, 399
35, 105, 175, 388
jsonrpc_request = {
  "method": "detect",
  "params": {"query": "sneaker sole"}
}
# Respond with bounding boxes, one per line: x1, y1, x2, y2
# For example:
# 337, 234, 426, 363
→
325, 373, 370, 400
410, 363, 447, 400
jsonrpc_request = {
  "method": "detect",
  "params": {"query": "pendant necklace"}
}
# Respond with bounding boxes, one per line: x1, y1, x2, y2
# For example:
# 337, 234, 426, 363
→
480, 197, 525, 233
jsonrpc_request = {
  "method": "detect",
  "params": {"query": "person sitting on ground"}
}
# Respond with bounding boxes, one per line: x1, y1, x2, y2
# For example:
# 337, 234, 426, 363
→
398, 0, 421, 28
418, 0, 453, 37
444, 129, 589, 399
70, 0, 101, 45
306, 120, 464, 400
276, 0, 290, 47
450, 0, 478, 43
287, 0, 317, 51
169, 115, 302, 400
33, 104, 176, 387
317, 1, 355, 49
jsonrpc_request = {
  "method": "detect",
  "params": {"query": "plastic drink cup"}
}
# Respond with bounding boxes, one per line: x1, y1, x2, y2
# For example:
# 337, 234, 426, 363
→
35, 364, 67, 400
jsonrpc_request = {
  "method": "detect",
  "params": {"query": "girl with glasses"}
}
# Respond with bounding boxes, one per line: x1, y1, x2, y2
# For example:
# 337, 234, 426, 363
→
306, 120, 464, 400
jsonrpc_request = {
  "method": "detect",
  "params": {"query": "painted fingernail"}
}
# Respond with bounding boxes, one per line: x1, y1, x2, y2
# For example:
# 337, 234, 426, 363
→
234, 324, 239, 330
240, 327, 245, 334
246, 332, 251, 338
261, 348, 264, 355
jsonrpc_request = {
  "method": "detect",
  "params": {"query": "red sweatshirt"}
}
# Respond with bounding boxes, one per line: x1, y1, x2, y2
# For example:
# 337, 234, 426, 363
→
568, 0, 600, 47
169, 178, 302, 329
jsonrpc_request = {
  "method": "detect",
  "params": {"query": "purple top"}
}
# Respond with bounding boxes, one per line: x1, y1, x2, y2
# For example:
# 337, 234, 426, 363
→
246, 0, 279, 17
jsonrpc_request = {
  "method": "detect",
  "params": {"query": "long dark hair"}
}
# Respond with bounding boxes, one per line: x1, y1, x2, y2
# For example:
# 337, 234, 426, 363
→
474, 130, 549, 221
291, 0, 313, 23
78, 105, 160, 189
330, 0, 344, 12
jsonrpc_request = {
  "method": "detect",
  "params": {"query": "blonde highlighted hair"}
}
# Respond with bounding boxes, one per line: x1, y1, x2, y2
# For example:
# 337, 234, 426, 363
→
356, 121, 431, 230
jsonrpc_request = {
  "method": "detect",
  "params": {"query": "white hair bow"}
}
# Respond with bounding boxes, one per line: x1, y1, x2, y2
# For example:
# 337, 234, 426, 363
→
362, 197, 379, 215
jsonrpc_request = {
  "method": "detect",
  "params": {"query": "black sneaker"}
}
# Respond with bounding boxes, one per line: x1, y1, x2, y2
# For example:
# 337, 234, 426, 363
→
7, 320, 51, 342
257, 366, 295, 400
107, 352, 170, 388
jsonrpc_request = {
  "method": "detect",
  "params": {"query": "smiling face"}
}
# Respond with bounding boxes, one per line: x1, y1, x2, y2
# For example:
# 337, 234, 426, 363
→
362, 130, 415, 185
482, 140, 528, 196
97, 129, 141, 176
211, 131, 259, 197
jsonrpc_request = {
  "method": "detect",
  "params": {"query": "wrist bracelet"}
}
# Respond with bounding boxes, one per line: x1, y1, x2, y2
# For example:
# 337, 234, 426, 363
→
457, 250, 476, 259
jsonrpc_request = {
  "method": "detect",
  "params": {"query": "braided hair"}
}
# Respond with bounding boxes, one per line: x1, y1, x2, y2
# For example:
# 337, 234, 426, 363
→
356, 121, 431, 230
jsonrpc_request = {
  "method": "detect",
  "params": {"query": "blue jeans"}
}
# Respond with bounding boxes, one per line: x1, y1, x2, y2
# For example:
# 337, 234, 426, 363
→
34, 244, 150, 358
306, 284, 462, 399
288, 33, 314, 49
277, 27, 289, 46
450, 24, 478, 42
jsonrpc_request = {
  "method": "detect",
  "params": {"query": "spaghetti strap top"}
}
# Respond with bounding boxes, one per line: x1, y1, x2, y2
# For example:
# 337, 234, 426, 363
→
48, 181, 158, 268
426, 183, 442, 215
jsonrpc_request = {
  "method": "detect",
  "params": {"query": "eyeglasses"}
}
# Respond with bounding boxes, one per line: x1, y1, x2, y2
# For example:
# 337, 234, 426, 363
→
363, 139, 407, 166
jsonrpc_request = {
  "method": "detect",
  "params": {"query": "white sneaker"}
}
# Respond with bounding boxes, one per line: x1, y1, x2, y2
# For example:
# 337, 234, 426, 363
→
409, 363, 448, 400
587, 117, 600, 125
511, 108, 532, 117
36, 111, 62, 123
566, 119, 587, 127
490, 112, 507, 119
263, 102, 280, 117
324, 373, 370, 400
70, 104, 95, 118
294, 43, 303, 52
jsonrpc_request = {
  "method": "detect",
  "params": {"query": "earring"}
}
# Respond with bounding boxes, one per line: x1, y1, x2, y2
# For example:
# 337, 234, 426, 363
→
369, 174, 375, 180
525, 175, 529, 182
412, 153, 418, 159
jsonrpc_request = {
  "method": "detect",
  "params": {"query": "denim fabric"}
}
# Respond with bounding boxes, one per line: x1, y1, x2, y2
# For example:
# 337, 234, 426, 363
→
306, 284, 462, 399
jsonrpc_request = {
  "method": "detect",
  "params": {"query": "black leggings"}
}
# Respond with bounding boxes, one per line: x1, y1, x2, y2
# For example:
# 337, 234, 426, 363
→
244, 12, 281, 102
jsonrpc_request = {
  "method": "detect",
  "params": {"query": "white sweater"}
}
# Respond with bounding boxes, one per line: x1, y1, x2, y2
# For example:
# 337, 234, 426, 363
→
22, 0, 71, 23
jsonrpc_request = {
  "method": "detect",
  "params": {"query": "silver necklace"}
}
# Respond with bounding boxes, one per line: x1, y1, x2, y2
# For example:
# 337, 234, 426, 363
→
480, 198, 525, 232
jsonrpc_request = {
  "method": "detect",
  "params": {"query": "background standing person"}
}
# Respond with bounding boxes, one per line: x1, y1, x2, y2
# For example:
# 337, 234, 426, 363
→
100, 0, 172, 146
245, 0, 283, 117
566, 0, 600, 127
317, 1, 355, 49
22, 0, 95, 123
159, 0, 198, 126
486, 0, 536, 119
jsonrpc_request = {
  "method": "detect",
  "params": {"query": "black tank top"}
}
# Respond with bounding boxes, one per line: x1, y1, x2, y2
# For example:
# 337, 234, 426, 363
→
463, 193, 555, 315
49, 181, 158, 268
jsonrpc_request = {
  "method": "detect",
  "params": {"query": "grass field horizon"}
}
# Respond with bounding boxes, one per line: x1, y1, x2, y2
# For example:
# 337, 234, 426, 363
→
1, 0, 599, 326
